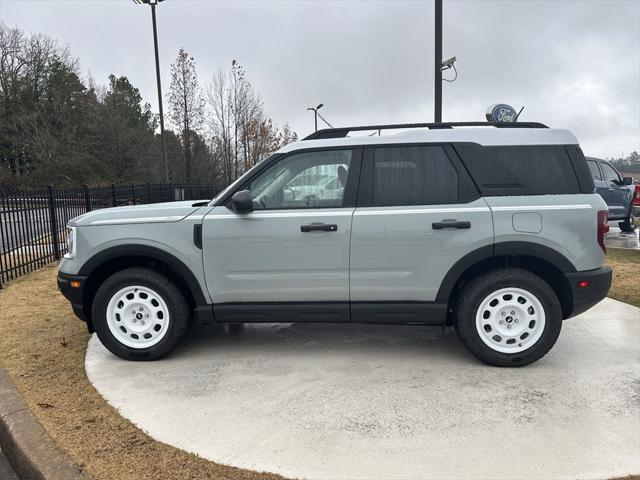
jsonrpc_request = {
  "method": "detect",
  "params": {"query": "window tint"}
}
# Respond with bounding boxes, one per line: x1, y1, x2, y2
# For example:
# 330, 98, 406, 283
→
371, 146, 458, 206
456, 145, 580, 195
587, 160, 602, 180
600, 163, 620, 183
248, 149, 352, 209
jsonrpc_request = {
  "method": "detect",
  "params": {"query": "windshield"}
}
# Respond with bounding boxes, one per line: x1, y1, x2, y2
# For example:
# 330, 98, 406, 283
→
209, 154, 278, 206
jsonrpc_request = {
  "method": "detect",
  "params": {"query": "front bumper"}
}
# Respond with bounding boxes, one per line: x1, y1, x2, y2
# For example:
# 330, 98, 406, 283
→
565, 266, 612, 318
57, 271, 88, 322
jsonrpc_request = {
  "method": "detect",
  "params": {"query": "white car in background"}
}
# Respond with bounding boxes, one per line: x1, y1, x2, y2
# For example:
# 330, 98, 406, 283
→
285, 174, 345, 204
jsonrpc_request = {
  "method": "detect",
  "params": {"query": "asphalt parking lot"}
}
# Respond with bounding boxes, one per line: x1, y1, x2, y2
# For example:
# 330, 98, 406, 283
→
86, 298, 640, 480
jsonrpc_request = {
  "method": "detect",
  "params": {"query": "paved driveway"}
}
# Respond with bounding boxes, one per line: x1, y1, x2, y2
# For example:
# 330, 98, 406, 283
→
86, 298, 640, 480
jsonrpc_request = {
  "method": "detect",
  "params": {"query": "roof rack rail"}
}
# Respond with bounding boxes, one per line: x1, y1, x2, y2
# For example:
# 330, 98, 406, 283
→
303, 121, 548, 140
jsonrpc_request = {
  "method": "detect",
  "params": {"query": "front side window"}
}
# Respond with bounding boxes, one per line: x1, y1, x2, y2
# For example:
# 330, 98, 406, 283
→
587, 160, 602, 180
600, 163, 621, 183
372, 146, 458, 206
247, 149, 353, 209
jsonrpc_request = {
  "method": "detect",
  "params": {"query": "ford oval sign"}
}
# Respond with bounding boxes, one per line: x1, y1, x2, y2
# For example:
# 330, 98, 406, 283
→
486, 104, 518, 123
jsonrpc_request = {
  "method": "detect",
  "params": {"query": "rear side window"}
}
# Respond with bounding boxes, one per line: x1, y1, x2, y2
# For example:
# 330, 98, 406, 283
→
370, 146, 461, 206
455, 144, 581, 195
587, 160, 602, 180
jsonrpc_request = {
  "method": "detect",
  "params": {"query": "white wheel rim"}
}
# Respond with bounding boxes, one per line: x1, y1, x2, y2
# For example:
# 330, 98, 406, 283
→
475, 287, 546, 354
106, 286, 170, 349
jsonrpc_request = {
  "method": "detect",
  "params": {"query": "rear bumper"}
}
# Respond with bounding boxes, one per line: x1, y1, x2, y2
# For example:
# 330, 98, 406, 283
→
57, 271, 88, 321
565, 266, 612, 319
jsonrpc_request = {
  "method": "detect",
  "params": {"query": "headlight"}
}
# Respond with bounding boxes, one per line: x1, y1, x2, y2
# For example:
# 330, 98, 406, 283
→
64, 227, 76, 259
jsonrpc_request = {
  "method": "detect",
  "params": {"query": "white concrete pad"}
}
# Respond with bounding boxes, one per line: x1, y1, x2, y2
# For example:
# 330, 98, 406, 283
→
86, 298, 640, 480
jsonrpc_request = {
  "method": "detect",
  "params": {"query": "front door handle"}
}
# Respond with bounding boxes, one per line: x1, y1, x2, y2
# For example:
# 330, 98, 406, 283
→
301, 223, 338, 232
432, 219, 471, 230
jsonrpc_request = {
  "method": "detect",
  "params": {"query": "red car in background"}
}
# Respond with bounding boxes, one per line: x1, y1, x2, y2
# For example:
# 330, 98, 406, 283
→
633, 182, 640, 216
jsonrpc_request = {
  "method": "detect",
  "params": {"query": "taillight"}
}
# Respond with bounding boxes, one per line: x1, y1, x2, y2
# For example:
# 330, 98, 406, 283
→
634, 187, 640, 206
597, 210, 609, 253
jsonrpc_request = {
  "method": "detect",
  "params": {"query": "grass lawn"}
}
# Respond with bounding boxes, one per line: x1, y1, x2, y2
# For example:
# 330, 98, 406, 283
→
605, 248, 640, 308
0, 258, 638, 480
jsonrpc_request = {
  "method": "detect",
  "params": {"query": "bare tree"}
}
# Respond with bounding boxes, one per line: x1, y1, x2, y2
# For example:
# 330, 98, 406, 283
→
206, 69, 234, 185
205, 60, 297, 184
168, 48, 204, 183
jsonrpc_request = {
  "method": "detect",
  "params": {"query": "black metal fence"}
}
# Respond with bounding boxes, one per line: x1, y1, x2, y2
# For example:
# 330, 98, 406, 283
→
0, 183, 218, 287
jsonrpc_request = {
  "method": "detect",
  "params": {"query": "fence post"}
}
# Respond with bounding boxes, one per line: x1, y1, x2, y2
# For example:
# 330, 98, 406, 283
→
83, 185, 92, 212
131, 183, 136, 204
47, 185, 61, 260
147, 182, 152, 204
111, 183, 117, 207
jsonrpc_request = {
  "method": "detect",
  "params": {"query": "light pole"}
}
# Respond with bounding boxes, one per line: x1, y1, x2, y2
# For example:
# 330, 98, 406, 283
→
434, 0, 442, 122
134, 0, 168, 183
307, 103, 324, 132
434, 0, 457, 123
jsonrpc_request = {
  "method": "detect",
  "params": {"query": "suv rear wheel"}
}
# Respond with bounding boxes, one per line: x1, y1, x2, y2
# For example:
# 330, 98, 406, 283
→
455, 268, 562, 367
92, 268, 189, 360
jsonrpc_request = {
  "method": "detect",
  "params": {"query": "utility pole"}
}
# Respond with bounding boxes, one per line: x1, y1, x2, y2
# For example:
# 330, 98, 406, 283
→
434, 0, 443, 123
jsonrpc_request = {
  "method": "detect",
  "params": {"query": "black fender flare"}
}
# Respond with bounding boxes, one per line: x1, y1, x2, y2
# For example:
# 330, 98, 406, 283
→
435, 241, 576, 303
78, 244, 208, 305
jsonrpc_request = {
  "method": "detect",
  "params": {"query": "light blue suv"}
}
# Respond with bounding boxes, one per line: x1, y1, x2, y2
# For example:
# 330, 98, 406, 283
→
58, 122, 612, 367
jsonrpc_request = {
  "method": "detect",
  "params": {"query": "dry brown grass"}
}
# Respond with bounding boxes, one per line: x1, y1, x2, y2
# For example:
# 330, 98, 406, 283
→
605, 248, 640, 308
0, 265, 284, 480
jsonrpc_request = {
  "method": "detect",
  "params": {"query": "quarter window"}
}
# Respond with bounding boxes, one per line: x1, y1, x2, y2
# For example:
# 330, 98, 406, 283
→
247, 149, 353, 209
458, 145, 580, 195
371, 146, 459, 206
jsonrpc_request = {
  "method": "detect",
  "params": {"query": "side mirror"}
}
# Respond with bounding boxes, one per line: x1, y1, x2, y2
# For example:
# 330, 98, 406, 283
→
230, 190, 253, 214
623, 177, 633, 185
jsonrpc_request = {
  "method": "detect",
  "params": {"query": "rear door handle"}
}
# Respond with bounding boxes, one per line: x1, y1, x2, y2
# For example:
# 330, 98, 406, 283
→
301, 223, 338, 232
432, 219, 471, 230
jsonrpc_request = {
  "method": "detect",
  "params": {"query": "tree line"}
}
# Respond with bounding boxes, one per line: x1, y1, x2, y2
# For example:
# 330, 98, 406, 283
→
607, 152, 640, 175
0, 23, 297, 188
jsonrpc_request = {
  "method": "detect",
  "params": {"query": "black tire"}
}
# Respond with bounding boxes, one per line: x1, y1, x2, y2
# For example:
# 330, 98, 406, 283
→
92, 268, 189, 361
618, 208, 637, 233
454, 268, 562, 367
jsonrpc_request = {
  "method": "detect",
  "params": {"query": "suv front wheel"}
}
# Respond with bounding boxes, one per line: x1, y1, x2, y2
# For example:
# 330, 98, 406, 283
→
92, 268, 189, 360
455, 268, 562, 367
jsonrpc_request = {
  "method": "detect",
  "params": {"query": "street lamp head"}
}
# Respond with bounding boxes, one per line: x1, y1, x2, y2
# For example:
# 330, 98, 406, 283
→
317, 103, 324, 110
133, 0, 165, 4
307, 107, 315, 112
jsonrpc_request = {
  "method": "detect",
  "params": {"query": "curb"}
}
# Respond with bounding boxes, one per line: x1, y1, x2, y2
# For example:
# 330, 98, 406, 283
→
0, 368, 90, 480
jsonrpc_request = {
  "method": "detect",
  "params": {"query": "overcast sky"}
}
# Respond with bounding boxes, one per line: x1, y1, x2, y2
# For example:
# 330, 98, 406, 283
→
1, 0, 639, 158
